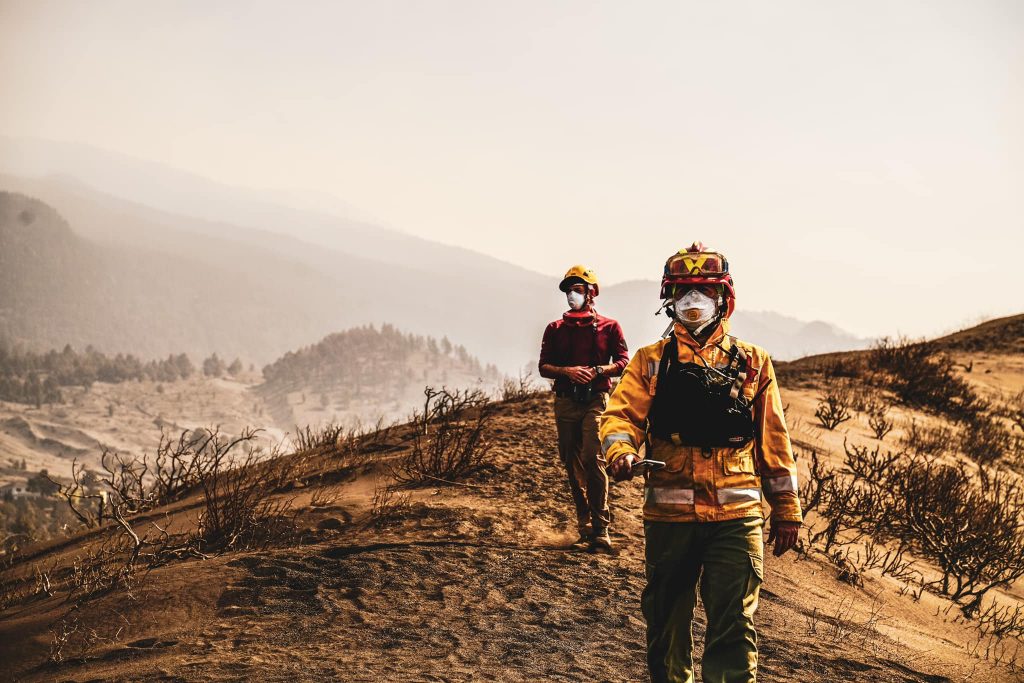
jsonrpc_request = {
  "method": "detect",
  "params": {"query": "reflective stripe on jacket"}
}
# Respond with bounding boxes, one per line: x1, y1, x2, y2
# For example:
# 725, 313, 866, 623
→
599, 319, 803, 524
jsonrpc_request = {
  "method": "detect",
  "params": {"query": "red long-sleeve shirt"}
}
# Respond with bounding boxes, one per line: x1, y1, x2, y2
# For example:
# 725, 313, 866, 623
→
538, 311, 629, 393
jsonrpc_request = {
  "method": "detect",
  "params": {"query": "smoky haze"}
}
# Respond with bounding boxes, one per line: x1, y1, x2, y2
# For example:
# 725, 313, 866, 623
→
0, 0, 1022, 358
4, 6, 1024, 679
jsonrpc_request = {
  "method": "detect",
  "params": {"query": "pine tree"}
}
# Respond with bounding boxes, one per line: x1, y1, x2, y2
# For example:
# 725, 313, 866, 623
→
203, 354, 225, 377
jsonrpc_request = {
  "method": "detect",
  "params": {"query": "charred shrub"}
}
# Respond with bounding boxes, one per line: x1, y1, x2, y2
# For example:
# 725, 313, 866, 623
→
150, 428, 260, 505
48, 428, 300, 560
47, 427, 276, 532
775, 355, 864, 388
293, 422, 348, 455
292, 419, 396, 468
804, 443, 901, 553
960, 417, 1014, 467
900, 463, 1024, 613
10, 428, 302, 668
396, 387, 495, 485
814, 386, 853, 430
899, 419, 954, 459
193, 430, 298, 553
1003, 390, 1024, 434
820, 356, 865, 380
798, 449, 834, 517
500, 372, 544, 402
847, 383, 879, 414
870, 337, 987, 421
867, 406, 894, 441
804, 439, 1024, 614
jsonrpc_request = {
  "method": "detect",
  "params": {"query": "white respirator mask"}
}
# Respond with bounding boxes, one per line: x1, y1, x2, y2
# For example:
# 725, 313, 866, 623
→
672, 289, 719, 333
566, 290, 587, 311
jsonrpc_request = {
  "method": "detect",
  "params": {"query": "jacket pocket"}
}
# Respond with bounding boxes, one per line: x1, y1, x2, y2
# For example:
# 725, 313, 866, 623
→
650, 440, 693, 475
722, 452, 756, 476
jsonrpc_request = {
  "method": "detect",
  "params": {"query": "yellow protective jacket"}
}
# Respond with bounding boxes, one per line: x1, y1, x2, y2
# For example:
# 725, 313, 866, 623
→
599, 319, 802, 524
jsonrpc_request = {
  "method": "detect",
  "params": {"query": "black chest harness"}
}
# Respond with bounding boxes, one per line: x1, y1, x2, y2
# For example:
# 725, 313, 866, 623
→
648, 336, 770, 450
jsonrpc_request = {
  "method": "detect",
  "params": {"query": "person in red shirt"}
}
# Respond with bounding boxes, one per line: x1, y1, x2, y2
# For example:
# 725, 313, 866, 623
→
539, 265, 629, 552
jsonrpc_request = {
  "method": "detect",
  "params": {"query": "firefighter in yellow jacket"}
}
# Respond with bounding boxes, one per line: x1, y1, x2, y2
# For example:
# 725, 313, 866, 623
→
600, 243, 801, 683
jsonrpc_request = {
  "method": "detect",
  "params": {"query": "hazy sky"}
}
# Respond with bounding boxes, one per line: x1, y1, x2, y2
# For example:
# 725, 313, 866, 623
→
1, 1, 1021, 339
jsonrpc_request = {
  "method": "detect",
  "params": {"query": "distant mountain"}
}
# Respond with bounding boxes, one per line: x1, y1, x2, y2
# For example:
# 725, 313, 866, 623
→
0, 182, 549, 370
0, 137, 552, 308
0, 137, 870, 367
0, 190, 368, 364
598, 280, 869, 361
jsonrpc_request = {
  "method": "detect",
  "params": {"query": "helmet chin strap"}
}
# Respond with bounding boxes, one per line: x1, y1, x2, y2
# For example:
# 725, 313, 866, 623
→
690, 315, 718, 337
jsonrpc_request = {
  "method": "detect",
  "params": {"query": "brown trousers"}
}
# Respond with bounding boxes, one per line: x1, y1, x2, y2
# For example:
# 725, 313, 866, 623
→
553, 392, 610, 534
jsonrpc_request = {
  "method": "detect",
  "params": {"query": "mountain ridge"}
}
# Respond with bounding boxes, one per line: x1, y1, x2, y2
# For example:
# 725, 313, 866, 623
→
1, 145, 869, 367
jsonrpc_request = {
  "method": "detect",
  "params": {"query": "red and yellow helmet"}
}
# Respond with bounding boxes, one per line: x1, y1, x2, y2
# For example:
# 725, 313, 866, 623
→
559, 265, 599, 296
660, 242, 735, 317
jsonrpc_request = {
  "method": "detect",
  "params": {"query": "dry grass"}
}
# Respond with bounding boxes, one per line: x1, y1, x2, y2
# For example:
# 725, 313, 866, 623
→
370, 481, 413, 527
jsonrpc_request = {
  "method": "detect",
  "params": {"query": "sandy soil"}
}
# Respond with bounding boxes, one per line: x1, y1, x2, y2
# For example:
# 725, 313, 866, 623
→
2, 374, 1021, 682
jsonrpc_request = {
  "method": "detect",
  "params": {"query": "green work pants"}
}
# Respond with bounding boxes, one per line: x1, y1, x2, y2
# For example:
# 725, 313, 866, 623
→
642, 516, 764, 683
553, 392, 610, 534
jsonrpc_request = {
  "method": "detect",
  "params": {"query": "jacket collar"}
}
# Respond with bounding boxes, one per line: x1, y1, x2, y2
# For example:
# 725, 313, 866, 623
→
673, 317, 730, 351
562, 308, 598, 326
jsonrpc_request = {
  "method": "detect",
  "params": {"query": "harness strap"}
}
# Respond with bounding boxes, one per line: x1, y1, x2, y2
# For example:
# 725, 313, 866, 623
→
751, 377, 773, 403
729, 345, 748, 400
655, 335, 676, 397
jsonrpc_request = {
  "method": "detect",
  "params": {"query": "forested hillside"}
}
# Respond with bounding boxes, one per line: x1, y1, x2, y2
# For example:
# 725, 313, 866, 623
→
0, 342, 195, 406
259, 324, 501, 428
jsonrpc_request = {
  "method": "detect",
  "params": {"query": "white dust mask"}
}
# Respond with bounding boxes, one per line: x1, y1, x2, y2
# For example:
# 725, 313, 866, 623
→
566, 291, 586, 311
673, 289, 718, 330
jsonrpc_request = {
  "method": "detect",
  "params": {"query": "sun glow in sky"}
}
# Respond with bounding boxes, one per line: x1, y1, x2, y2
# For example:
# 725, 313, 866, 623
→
1, 0, 1021, 338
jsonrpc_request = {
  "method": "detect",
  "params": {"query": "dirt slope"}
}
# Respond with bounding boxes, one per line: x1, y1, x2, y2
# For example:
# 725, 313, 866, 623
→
5, 380, 1021, 683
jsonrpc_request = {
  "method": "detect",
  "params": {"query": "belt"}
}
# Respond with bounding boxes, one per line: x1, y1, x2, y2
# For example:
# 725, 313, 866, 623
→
554, 389, 607, 398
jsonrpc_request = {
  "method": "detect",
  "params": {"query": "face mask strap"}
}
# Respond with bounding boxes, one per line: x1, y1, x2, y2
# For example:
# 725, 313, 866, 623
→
691, 316, 717, 337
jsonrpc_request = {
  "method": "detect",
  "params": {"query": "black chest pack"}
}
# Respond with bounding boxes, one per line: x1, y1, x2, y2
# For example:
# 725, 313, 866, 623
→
647, 336, 770, 449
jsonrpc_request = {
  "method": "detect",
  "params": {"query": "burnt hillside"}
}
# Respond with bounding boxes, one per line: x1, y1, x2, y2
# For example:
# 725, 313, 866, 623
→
1, 381, 1017, 681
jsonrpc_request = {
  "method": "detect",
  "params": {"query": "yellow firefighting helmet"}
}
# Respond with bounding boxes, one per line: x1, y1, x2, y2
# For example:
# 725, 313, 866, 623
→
559, 265, 599, 296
